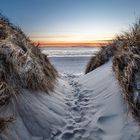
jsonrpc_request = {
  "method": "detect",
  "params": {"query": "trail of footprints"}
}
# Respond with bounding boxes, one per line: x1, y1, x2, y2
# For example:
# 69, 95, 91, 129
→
50, 74, 112, 140
57, 74, 92, 140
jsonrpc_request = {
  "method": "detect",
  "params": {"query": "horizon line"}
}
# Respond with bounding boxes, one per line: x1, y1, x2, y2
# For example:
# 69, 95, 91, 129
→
31, 39, 111, 47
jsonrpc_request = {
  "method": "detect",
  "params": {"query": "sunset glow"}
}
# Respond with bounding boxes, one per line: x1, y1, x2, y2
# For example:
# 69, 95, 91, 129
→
31, 35, 111, 47
31, 41, 110, 47
1, 0, 140, 47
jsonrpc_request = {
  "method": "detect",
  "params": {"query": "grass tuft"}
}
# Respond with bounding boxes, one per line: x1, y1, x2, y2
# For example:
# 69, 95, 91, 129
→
0, 14, 58, 131
85, 19, 140, 123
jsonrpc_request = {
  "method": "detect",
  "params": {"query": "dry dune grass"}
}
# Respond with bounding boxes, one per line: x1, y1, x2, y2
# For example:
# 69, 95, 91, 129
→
85, 45, 115, 74
0, 116, 15, 132
85, 38, 124, 74
85, 20, 140, 123
85, 21, 140, 74
113, 21, 140, 122
0, 14, 58, 129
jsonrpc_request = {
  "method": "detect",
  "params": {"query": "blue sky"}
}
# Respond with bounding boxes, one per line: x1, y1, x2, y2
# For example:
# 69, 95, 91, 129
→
0, 0, 140, 43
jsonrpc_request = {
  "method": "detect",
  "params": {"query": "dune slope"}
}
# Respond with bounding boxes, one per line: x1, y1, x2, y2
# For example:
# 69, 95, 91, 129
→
79, 61, 140, 140
85, 20, 140, 125
0, 14, 70, 139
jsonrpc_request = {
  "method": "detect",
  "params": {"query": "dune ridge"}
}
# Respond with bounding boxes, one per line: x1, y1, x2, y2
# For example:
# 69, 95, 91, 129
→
0, 14, 58, 134
85, 20, 140, 124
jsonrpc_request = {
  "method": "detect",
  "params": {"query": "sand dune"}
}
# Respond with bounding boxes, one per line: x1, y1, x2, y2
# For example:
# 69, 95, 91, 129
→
78, 61, 140, 140
0, 79, 70, 139
0, 14, 140, 140
1, 61, 140, 140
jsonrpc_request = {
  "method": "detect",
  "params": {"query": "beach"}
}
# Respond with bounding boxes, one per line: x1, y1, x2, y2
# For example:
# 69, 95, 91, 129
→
42, 47, 99, 74
1, 16, 140, 140
37, 47, 140, 140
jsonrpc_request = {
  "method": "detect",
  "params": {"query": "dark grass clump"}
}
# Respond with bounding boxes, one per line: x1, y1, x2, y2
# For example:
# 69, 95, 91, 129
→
85, 20, 140, 74
0, 14, 58, 94
0, 116, 15, 132
85, 19, 140, 123
0, 14, 58, 130
112, 21, 140, 122
85, 43, 120, 74
85, 34, 126, 74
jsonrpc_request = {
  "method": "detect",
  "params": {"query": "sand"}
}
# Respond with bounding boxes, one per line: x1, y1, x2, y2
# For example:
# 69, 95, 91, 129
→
0, 61, 140, 140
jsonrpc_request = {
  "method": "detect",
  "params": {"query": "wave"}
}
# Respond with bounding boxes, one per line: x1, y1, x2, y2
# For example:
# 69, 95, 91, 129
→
41, 47, 100, 57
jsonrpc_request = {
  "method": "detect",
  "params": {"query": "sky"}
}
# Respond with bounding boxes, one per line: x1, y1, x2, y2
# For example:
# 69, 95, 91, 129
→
0, 0, 140, 46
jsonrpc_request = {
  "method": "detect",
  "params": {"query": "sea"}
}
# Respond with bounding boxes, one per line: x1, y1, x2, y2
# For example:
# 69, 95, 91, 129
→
40, 47, 100, 75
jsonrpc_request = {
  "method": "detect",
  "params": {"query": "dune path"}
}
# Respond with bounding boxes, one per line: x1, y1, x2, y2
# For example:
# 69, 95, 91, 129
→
54, 61, 140, 140
57, 74, 91, 140
0, 62, 140, 140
